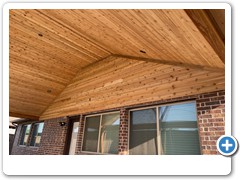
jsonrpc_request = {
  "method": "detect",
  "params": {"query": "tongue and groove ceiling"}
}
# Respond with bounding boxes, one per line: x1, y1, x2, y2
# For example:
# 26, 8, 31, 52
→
9, 9, 225, 120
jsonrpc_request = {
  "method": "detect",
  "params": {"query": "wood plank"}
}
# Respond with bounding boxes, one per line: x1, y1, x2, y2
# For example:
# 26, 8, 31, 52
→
9, 112, 39, 120
112, 54, 224, 72
185, 9, 225, 63
9, 9, 225, 119
40, 57, 224, 120
205, 9, 225, 43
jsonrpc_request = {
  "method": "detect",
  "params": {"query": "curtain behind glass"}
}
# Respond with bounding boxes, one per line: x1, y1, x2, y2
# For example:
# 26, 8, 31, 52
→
129, 108, 157, 155
99, 113, 120, 154
159, 102, 201, 155
82, 116, 100, 152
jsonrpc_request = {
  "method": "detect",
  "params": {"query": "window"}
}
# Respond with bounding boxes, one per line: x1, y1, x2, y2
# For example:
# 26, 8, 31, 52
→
129, 108, 157, 155
19, 122, 44, 147
129, 101, 200, 155
30, 122, 44, 147
19, 124, 31, 146
82, 112, 120, 154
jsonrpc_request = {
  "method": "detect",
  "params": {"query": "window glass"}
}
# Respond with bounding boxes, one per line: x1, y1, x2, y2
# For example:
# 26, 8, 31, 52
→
19, 124, 31, 146
30, 122, 44, 147
159, 102, 200, 155
129, 108, 157, 155
82, 116, 100, 152
99, 113, 120, 154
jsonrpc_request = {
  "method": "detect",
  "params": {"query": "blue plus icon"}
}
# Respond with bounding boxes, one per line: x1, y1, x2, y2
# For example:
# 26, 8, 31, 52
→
217, 136, 238, 156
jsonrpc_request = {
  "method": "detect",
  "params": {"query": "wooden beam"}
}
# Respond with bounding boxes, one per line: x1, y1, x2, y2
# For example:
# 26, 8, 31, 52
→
205, 9, 225, 43
10, 112, 39, 120
112, 54, 224, 73
185, 9, 225, 63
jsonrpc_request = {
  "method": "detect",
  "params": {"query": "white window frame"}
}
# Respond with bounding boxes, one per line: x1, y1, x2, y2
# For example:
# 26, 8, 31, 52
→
81, 111, 120, 154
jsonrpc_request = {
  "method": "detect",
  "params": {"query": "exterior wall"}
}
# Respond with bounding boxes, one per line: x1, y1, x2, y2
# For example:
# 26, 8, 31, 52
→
11, 90, 225, 155
11, 117, 70, 155
9, 133, 15, 155
196, 91, 225, 155
118, 108, 129, 155
38, 117, 70, 155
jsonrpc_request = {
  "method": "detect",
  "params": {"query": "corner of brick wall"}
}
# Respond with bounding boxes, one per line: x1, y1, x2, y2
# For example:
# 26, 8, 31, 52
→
196, 90, 225, 155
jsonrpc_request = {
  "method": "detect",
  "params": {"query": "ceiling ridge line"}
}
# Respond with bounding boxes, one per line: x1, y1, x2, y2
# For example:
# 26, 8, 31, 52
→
111, 54, 225, 73
38, 54, 114, 119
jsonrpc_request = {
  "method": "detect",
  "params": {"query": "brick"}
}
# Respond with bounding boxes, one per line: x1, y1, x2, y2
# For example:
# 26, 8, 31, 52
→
205, 101, 220, 106
208, 118, 224, 122
200, 114, 212, 118
203, 92, 218, 98
218, 91, 225, 96
197, 98, 210, 103
197, 106, 211, 111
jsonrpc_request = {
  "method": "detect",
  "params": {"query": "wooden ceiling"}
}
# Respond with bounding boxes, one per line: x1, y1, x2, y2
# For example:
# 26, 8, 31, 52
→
41, 56, 224, 120
9, 9, 225, 120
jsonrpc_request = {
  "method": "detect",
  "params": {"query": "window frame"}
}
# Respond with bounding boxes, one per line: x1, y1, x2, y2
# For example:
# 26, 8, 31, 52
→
128, 100, 200, 155
18, 124, 32, 147
18, 122, 44, 148
29, 122, 44, 147
81, 111, 120, 154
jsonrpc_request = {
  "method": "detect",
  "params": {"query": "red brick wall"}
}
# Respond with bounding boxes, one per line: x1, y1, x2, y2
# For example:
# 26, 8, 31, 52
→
38, 117, 69, 155
11, 117, 70, 155
118, 108, 129, 155
196, 91, 225, 155
11, 90, 225, 155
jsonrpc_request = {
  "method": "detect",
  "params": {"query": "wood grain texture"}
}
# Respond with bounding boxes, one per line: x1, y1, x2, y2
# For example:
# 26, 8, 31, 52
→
9, 9, 225, 119
185, 9, 225, 63
40, 57, 225, 120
